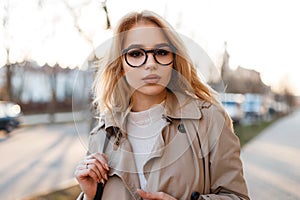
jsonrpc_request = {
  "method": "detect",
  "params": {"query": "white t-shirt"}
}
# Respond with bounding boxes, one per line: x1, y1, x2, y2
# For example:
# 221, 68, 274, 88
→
127, 102, 166, 190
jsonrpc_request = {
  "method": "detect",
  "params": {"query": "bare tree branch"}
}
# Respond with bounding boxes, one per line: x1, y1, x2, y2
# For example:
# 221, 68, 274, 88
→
62, 0, 94, 49
101, 0, 111, 29
1, 0, 12, 101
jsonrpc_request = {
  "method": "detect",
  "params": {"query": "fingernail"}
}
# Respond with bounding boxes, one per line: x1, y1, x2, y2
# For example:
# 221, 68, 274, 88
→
105, 174, 108, 180
101, 179, 105, 185
105, 164, 109, 170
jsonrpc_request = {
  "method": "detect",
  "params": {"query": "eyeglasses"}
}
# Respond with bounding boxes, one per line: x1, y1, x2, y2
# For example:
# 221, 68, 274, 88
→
122, 44, 176, 68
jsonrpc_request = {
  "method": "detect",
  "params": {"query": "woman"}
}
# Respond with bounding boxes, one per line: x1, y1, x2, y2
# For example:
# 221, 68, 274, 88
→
75, 10, 249, 200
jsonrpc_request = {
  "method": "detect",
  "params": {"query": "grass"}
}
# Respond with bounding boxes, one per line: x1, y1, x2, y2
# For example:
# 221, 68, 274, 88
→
24, 185, 81, 200
234, 118, 278, 147
28, 118, 278, 200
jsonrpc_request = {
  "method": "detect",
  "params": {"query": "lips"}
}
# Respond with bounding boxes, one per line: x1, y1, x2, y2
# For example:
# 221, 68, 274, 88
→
142, 74, 161, 83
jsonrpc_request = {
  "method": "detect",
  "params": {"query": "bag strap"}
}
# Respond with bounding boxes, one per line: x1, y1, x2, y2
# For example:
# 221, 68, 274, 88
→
94, 132, 110, 200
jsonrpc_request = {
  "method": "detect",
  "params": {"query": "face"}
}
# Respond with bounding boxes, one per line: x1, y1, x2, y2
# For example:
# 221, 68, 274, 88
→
121, 22, 174, 98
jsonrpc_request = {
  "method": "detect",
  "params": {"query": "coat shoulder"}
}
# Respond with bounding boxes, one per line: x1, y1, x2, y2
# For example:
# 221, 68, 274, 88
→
193, 100, 233, 151
89, 119, 105, 135
87, 119, 107, 154
198, 100, 229, 123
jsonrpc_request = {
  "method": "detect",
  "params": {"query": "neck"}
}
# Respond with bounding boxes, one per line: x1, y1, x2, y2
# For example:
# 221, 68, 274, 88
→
131, 90, 167, 112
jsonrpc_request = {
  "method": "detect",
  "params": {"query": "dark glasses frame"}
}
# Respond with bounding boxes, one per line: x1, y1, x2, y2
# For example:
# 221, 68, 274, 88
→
121, 44, 176, 68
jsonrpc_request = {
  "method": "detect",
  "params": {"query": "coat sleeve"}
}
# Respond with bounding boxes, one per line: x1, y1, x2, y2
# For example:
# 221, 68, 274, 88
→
200, 105, 250, 200
76, 121, 106, 200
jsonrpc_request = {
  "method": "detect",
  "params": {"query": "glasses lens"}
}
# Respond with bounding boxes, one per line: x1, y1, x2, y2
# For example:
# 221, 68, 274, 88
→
154, 46, 174, 65
125, 48, 146, 67
124, 45, 175, 67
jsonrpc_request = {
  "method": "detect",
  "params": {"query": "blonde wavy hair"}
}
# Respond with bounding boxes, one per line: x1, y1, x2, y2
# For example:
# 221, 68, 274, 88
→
93, 10, 220, 114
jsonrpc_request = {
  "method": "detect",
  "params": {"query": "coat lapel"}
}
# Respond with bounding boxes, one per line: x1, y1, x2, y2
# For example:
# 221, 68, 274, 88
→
107, 137, 142, 200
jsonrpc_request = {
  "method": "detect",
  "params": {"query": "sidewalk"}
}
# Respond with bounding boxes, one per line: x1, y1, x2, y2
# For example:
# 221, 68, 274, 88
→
19, 111, 89, 126
241, 108, 300, 200
0, 115, 89, 200
12, 110, 300, 199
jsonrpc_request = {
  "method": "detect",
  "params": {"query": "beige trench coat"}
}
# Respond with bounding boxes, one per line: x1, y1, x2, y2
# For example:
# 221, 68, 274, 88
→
78, 91, 249, 200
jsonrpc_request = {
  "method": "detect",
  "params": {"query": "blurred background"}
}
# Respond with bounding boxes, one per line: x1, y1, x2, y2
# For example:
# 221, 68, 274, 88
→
0, 0, 299, 199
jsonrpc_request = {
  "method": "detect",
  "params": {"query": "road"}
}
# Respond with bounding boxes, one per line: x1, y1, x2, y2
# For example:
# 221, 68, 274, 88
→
241, 108, 300, 200
0, 122, 89, 200
1, 109, 300, 200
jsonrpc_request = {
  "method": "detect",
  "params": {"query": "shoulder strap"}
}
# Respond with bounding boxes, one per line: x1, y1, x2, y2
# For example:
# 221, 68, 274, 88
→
93, 133, 109, 200
94, 183, 104, 200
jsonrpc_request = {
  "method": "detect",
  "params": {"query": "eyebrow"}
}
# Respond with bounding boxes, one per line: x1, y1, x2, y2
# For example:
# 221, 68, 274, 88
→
124, 42, 170, 50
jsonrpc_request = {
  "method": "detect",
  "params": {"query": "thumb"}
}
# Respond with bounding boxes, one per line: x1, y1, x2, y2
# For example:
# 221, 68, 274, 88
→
137, 189, 147, 197
137, 189, 154, 199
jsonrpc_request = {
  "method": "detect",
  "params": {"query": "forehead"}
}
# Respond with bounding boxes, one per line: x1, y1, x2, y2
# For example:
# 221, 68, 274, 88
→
122, 23, 168, 48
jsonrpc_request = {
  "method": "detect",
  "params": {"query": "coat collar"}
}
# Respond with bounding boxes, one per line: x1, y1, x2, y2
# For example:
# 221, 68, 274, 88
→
103, 90, 212, 134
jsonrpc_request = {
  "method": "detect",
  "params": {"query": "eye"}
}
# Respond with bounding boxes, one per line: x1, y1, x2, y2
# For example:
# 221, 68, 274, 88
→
156, 49, 171, 56
127, 49, 144, 58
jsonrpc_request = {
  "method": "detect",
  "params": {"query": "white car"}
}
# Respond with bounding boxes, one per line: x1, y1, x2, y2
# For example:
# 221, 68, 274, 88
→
222, 101, 244, 124
0, 101, 21, 133
219, 93, 245, 124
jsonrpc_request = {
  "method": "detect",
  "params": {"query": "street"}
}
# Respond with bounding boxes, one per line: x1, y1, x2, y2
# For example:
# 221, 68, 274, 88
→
1, 109, 300, 200
241, 108, 300, 200
0, 122, 89, 200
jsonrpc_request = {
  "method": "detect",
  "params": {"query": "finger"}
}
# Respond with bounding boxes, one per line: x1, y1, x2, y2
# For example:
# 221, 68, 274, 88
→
87, 163, 103, 183
137, 189, 176, 200
91, 153, 109, 170
87, 153, 108, 162
137, 189, 161, 199
76, 163, 88, 170
96, 164, 109, 181
85, 158, 108, 181
77, 161, 102, 183
75, 167, 98, 183
93, 153, 109, 170
86, 153, 109, 172
86, 168, 101, 183
75, 167, 91, 179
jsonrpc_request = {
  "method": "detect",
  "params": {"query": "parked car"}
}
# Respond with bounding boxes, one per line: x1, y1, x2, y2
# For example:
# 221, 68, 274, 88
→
0, 101, 21, 133
242, 94, 267, 121
222, 101, 244, 123
219, 93, 245, 124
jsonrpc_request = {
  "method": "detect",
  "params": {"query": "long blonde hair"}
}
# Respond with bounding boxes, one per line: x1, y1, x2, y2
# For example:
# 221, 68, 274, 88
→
93, 10, 220, 114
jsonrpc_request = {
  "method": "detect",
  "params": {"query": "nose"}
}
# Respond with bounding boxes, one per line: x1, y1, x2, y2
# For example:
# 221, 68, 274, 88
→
144, 52, 157, 70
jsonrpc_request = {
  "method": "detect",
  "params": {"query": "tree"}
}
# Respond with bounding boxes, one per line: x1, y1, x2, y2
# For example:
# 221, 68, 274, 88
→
101, 0, 111, 29
1, 0, 12, 101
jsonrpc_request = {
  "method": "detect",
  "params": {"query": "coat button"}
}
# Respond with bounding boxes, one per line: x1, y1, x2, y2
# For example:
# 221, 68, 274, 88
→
115, 141, 119, 146
190, 191, 200, 200
178, 123, 186, 133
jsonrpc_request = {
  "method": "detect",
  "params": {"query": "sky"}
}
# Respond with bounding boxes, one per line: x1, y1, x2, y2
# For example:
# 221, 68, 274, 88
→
0, 0, 300, 95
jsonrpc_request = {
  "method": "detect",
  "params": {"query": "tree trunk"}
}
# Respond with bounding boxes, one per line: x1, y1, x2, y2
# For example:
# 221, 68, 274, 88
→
5, 48, 12, 101
48, 65, 58, 123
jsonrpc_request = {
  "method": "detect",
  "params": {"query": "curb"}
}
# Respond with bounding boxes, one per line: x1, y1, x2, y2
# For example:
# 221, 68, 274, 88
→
19, 112, 90, 126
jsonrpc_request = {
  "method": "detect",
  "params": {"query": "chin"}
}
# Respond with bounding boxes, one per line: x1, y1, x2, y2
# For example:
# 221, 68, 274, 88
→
135, 84, 167, 96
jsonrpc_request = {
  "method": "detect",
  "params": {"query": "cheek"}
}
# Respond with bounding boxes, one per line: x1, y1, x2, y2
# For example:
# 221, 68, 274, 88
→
122, 59, 129, 74
122, 64, 143, 89
159, 66, 173, 86
126, 72, 141, 88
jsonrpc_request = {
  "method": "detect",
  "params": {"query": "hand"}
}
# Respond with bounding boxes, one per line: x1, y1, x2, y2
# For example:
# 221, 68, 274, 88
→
137, 189, 177, 200
74, 153, 110, 199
